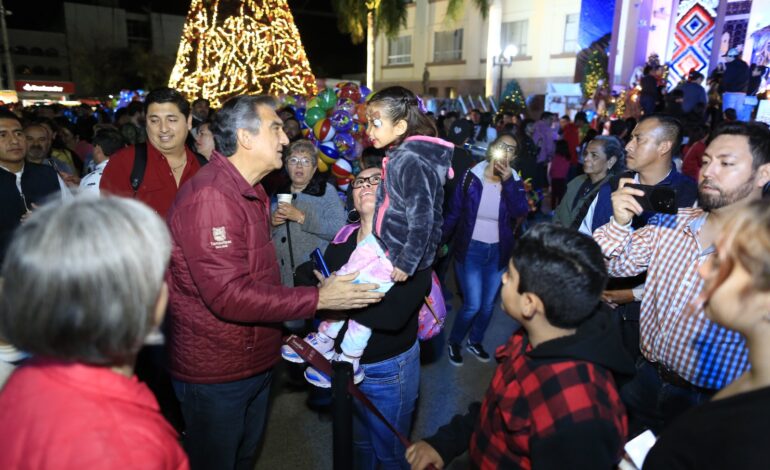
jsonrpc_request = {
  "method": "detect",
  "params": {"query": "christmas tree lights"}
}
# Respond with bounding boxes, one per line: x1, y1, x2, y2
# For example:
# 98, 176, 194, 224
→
582, 50, 608, 99
169, 0, 317, 107
496, 79, 527, 119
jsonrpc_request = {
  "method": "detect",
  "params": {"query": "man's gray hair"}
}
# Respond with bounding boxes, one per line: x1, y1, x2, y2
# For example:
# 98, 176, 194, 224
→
211, 94, 277, 156
0, 195, 171, 366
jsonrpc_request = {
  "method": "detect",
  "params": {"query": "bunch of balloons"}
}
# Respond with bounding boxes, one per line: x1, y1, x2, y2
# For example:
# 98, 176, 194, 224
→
282, 82, 372, 191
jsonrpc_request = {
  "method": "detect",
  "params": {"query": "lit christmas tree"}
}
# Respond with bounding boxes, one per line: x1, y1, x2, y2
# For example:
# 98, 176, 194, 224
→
496, 79, 527, 118
581, 49, 608, 99
169, 0, 317, 107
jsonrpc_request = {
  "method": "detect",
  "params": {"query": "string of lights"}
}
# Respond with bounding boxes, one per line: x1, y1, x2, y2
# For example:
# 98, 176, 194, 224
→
168, 0, 317, 107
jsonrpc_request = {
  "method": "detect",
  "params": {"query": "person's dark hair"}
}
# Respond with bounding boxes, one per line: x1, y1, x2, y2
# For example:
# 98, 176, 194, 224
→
367, 86, 436, 144
723, 108, 737, 121
609, 119, 627, 138
511, 223, 608, 328
92, 128, 125, 157
643, 65, 652, 75
143, 87, 191, 119
476, 112, 493, 142
0, 196, 171, 366
708, 121, 770, 169
125, 101, 144, 118
192, 97, 210, 107
581, 128, 599, 146
640, 114, 683, 155
0, 108, 21, 126
590, 135, 627, 174
360, 146, 385, 170
560, 114, 571, 122
555, 139, 569, 157
574, 112, 587, 124
539, 112, 552, 121
211, 94, 276, 156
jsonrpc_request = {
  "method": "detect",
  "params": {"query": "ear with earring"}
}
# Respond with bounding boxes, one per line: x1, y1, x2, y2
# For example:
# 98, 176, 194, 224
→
347, 209, 360, 224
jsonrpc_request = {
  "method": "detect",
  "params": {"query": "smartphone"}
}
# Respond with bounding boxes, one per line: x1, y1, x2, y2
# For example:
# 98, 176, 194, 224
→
311, 248, 331, 278
626, 183, 678, 214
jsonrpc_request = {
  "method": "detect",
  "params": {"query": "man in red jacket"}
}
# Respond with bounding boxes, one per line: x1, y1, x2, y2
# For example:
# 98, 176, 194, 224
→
100, 87, 201, 218
166, 94, 384, 470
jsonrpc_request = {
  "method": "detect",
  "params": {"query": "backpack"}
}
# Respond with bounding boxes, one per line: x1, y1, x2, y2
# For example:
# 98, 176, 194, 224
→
130, 144, 208, 195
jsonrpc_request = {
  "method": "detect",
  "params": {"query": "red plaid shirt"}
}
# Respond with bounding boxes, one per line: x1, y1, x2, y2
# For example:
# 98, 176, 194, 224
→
468, 332, 627, 469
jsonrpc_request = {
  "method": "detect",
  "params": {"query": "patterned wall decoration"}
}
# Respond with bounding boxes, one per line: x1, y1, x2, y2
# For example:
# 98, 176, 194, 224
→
667, 0, 719, 89
722, 1, 754, 56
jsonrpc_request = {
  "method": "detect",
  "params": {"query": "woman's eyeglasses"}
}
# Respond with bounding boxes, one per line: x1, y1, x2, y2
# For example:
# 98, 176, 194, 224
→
498, 143, 517, 154
287, 157, 314, 167
352, 174, 382, 188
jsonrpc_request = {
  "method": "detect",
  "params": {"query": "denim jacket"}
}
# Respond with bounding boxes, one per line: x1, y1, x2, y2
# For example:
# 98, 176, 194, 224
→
442, 161, 529, 270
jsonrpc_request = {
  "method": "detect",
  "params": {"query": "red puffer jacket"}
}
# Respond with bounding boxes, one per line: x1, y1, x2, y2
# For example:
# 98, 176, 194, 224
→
166, 152, 318, 384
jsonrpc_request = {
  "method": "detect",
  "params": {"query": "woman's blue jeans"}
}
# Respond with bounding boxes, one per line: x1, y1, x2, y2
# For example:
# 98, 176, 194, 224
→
449, 239, 505, 346
353, 340, 420, 470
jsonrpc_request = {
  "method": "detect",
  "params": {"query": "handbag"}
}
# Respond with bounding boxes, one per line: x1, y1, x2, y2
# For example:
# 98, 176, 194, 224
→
417, 271, 447, 341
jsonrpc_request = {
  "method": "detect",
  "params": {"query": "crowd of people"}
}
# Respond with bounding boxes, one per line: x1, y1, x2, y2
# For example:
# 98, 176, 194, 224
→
0, 75, 768, 470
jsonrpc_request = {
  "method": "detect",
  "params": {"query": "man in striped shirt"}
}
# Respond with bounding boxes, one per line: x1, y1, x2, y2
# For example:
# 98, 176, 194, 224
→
594, 121, 770, 434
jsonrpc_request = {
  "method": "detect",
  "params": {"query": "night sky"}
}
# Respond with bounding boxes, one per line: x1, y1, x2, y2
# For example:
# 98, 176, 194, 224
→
6, 0, 364, 78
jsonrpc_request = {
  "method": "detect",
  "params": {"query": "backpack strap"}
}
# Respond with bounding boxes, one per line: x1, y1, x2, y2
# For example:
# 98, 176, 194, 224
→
130, 144, 148, 196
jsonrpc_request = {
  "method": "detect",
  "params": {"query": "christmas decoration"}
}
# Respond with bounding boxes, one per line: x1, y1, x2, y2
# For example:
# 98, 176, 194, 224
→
496, 80, 527, 120
581, 49, 608, 99
169, 0, 317, 107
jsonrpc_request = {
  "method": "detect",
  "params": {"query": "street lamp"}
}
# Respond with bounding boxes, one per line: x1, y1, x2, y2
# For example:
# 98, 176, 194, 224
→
493, 44, 518, 103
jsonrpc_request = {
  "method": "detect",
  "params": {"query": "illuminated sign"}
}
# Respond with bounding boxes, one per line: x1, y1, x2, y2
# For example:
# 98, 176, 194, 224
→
15, 80, 75, 94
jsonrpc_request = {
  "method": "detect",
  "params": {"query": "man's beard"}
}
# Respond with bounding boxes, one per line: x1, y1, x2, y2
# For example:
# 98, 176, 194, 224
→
698, 172, 756, 211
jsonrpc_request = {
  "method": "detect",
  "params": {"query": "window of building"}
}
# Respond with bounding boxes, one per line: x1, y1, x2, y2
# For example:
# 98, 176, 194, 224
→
127, 19, 152, 48
434, 29, 463, 62
500, 20, 528, 57
563, 14, 579, 53
387, 35, 412, 65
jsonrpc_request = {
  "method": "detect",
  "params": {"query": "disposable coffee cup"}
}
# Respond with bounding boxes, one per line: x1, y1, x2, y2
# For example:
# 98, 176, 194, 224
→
277, 193, 293, 205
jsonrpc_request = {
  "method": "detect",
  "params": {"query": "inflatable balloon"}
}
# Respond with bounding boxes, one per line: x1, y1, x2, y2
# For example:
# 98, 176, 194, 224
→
339, 85, 362, 104
318, 88, 337, 110
330, 110, 353, 132
307, 97, 320, 109
313, 118, 336, 142
316, 157, 329, 173
294, 108, 306, 125
360, 86, 372, 101
293, 95, 306, 108
333, 132, 356, 158
336, 98, 357, 114
318, 149, 337, 166
304, 107, 326, 128
319, 141, 340, 160
283, 95, 296, 106
337, 180, 350, 192
332, 158, 353, 180
354, 103, 367, 124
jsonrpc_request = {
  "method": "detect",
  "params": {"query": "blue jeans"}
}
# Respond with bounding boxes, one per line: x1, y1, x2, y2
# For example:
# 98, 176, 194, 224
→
621, 359, 714, 436
353, 341, 420, 470
449, 240, 505, 346
173, 370, 272, 470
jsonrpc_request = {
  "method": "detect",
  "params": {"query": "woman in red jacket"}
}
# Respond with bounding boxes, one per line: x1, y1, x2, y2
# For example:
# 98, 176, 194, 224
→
0, 196, 188, 470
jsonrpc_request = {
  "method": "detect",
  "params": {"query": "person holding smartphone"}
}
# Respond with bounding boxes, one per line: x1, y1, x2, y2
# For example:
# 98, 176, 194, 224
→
442, 133, 530, 366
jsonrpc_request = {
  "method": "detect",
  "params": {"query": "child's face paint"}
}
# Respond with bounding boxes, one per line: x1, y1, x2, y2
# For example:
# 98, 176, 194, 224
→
365, 104, 400, 149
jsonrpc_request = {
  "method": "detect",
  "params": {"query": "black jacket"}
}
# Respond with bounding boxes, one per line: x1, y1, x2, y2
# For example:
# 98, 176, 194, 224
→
0, 162, 60, 261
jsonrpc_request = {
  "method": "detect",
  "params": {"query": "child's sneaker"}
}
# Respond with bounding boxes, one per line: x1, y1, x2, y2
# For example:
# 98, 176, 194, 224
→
447, 343, 463, 366
281, 332, 335, 363
304, 354, 365, 388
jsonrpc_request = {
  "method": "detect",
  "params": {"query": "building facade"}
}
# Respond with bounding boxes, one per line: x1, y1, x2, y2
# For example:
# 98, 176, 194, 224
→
1, 0, 184, 99
374, 0, 582, 99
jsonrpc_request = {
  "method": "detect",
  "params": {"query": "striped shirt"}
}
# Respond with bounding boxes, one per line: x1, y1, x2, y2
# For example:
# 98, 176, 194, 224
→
593, 208, 748, 389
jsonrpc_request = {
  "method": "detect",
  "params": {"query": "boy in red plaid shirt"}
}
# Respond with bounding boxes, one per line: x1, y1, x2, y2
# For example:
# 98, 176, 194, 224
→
407, 224, 634, 469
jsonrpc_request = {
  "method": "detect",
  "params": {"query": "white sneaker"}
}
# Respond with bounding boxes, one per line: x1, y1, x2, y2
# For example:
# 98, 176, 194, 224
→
304, 354, 365, 388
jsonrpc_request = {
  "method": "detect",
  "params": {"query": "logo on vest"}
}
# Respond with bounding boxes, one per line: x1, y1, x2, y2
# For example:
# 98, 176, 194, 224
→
210, 226, 232, 249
